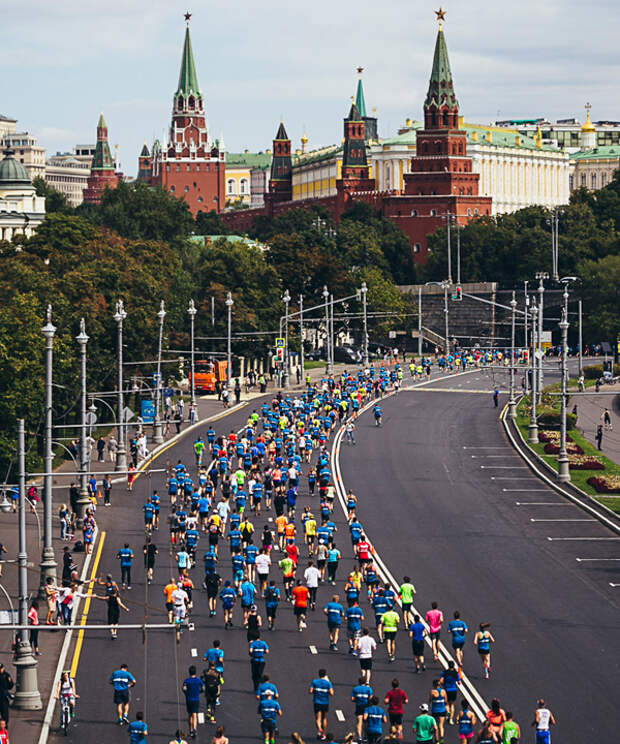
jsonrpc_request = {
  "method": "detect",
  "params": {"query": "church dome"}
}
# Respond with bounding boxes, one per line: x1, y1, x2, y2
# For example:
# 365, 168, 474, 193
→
0, 149, 32, 187
581, 111, 595, 133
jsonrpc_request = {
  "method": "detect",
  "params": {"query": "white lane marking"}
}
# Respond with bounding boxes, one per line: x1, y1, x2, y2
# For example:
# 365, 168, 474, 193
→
481, 466, 527, 469
531, 518, 595, 522
332, 412, 488, 721
191, 648, 198, 657
309, 645, 318, 654
463, 446, 505, 449
516, 502, 572, 506
548, 537, 620, 541
491, 477, 539, 480
472, 455, 519, 458
610, 583, 620, 587
503, 489, 549, 492
198, 712, 205, 725
336, 710, 345, 722
576, 558, 620, 562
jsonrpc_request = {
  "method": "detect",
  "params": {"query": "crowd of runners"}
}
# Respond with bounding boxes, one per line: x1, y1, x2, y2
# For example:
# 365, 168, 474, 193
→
87, 360, 556, 744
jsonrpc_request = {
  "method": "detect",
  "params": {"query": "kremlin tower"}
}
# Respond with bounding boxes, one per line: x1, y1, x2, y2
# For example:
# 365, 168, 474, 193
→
83, 113, 119, 204
138, 13, 225, 215
336, 100, 375, 212
266, 121, 293, 205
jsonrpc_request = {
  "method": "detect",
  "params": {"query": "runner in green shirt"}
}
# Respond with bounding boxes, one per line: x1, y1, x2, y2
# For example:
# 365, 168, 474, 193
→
380, 609, 400, 662
278, 556, 295, 601
193, 438, 205, 467
502, 711, 520, 743
414, 704, 437, 743
398, 577, 416, 625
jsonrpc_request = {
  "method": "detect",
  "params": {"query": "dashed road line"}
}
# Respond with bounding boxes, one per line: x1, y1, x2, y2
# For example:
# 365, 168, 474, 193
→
198, 712, 205, 725
516, 502, 573, 506
309, 645, 318, 654
548, 537, 620, 541
191, 648, 198, 657
336, 710, 345, 722
531, 518, 595, 522
576, 558, 620, 562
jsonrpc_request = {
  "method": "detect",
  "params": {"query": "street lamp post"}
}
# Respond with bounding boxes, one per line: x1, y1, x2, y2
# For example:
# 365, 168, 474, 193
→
330, 293, 335, 371
557, 286, 571, 482
282, 290, 291, 388
225, 293, 233, 390
536, 272, 548, 399
75, 319, 91, 526
360, 282, 369, 367
508, 291, 517, 419
153, 301, 166, 444
578, 299, 583, 375
113, 300, 127, 471
188, 299, 197, 409
299, 294, 305, 383
418, 286, 423, 357
456, 221, 461, 286
14, 419, 42, 709
444, 212, 453, 285
523, 281, 529, 392
528, 303, 539, 443
40, 305, 57, 592
443, 282, 450, 356
323, 286, 332, 376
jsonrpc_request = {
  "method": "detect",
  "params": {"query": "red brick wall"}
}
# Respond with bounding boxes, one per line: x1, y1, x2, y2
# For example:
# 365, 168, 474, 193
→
157, 160, 226, 215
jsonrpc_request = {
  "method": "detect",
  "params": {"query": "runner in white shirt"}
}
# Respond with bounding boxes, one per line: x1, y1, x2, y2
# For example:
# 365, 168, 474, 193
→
216, 500, 230, 527
532, 699, 555, 744
357, 627, 377, 683
255, 550, 271, 595
304, 560, 321, 610
171, 586, 189, 622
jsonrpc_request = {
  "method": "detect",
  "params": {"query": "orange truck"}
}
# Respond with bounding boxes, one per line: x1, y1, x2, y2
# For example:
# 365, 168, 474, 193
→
189, 360, 228, 393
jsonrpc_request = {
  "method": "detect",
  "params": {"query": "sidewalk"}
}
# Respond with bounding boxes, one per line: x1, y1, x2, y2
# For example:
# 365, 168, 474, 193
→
570, 384, 620, 465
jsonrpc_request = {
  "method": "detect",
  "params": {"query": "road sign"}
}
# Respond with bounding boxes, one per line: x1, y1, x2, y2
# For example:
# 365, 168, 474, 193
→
122, 406, 134, 423
85, 411, 97, 426
535, 349, 544, 360
141, 399, 155, 424
275, 338, 285, 348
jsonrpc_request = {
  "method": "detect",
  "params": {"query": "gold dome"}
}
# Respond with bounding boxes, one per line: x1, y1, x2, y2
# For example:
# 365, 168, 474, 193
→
581, 112, 595, 133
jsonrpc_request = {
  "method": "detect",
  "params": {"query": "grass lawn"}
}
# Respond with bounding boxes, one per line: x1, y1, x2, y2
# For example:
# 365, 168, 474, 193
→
304, 361, 325, 370
515, 396, 620, 514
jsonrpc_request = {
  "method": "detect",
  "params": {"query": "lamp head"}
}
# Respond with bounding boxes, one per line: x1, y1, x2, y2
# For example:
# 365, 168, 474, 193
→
188, 299, 197, 317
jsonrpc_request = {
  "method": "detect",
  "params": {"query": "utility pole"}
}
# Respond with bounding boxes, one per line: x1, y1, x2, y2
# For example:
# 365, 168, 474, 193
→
75, 319, 91, 526
443, 282, 450, 356
417, 286, 423, 357
323, 286, 332, 376
153, 301, 166, 444
578, 298, 583, 375
557, 284, 571, 482
456, 221, 461, 286
536, 272, 548, 399
282, 290, 290, 388
508, 291, 517, 419
40, 305, 57, 592
523, 281, 529, 392
446, 212, 453, 285
211, 296, 215, 327
299, 294, 305, 382
225, 292, 233, 390
114, 300, 127, 471
528, 303, 539, 443
330, 293, 335, 371
188, 299, 197, 410
360, 282, 369, 367
14, 419, 42, 709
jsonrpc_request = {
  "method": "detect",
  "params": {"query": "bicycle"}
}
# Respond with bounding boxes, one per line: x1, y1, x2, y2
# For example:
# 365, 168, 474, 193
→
59, 694, 74, 735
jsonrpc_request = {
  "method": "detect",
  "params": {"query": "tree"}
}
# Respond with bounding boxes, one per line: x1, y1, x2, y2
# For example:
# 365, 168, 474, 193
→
578, 254, 620, 345
32, 176, 73, 214
195, 209, 229, 235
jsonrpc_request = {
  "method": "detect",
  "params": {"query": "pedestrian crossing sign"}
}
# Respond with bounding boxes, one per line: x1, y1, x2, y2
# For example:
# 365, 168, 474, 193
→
275, 338, 285, 348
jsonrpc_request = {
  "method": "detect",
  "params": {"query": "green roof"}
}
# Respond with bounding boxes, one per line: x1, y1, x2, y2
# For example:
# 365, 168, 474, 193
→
379, 125, 422, 146
292, 145, 342, 168
355, 78, 367, 118
425, 28, 458, 112
463, 124, 558, 151
177, 26, 200, 97
0, 150, 31, 185
225, 152, 272, 169
570, 146, 620, 161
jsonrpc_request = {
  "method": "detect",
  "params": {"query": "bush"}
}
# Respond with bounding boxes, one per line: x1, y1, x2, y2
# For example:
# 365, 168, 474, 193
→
584, 364, 604, 380
537, 410, 577, 430
587, 475, 620, 493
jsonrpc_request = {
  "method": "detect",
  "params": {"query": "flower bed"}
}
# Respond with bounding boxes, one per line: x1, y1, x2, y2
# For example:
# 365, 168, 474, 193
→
569, 454, 605, 470
587, 475, 620, 493
539, 430, 574, 443
543, 442, 584, 455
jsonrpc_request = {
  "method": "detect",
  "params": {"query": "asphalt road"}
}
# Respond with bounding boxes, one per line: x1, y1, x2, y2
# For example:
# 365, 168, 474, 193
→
339, 369, 620, 742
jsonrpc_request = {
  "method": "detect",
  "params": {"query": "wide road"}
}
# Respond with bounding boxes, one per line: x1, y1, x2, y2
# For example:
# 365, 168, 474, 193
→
339, 368, 620, 742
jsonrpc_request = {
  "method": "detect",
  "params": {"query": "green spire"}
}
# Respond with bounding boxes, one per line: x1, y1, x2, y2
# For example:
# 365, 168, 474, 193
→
91, 113, 114, 172
355, 68, 367, 118
177, 25, 200, 97
98, 112, 106, 129
424, 28, 458, 111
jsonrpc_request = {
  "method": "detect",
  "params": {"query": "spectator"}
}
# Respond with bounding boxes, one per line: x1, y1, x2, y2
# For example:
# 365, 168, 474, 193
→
28, 600, 40, 655
96, 436, 106, 462
0, 666, 13, 724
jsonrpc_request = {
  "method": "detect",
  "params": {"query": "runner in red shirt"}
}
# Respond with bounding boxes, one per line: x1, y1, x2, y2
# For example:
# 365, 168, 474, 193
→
384, 678, 408, 740
355, 535, 373, 568
291, 580, 310, 631
285, 539, 299, 567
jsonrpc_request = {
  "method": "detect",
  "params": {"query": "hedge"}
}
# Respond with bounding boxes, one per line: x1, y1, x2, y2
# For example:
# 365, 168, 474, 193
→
536, 409, 577, 430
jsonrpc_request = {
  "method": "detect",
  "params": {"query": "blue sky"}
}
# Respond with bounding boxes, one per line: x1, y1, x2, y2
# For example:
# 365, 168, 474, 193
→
2, 0, 618, 177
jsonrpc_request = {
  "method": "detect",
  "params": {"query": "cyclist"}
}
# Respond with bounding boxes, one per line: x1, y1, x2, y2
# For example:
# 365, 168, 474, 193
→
55, 670, 78, 726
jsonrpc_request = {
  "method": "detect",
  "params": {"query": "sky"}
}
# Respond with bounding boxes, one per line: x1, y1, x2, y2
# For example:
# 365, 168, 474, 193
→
2, 0, 619, 177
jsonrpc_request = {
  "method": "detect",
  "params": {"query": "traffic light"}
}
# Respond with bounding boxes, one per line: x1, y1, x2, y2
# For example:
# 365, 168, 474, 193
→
276, 347, 284, 363
452, 285, 462, 302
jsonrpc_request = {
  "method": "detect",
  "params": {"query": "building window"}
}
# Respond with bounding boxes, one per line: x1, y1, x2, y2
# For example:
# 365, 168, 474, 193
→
188, 96, 195, 109
602, 172, 608, 186
170, 185, 175, 192
467, 208, 472, 216
227, 179, 236, 195
581, 174, 586, 187
411, 209, 417, 216
166, 164, 170, 172
240, 179, 248, 194
176, 164, 180, 172
184, 185, 189, 192
196, 164, 200, 172
591, 174, 597, 189
413, 243, 421, 253
430, 209, 437, 216
474, 208, 478, 215
569, 176, 574, 190
198, 196, 203, 203
186, 164, 190, 172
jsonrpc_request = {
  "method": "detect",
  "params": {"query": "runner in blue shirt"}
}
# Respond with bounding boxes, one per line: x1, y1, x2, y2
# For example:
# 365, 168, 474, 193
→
351, 678, 373, 740
142, 500, 154, 532
258, 691, 281, 744
244, 543, 259, 582
264, 581, 281, 631
203, 640, 224, 679
409, 614, 428, 673
182, 665, 204, 738
127, 712, 148, 743
219, 580, 236, 628
109, 663, 135, 724
240, 579, 256, 625
346, 601, 364, 655
324, 595, 345, 651
372, 589, 389, 643
364, 696, 387, 744
309, 669, 334, 740
447, 610, 468, 668
116, 543, 134, 590
150, 491, 160, 530
248, 639, 269, 691
256, 674, 278, 702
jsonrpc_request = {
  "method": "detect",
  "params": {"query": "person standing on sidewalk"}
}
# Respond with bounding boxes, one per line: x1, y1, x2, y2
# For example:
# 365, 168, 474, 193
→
596, 424, 603, 451
0, 665, 13, 724
107, 436, 117, 462
96, 436, 106, 462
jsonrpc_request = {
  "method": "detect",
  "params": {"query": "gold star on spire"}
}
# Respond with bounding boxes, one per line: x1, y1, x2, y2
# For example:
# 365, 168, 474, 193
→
435, 7, 446, 29
357, 66, 364, 75
184, 11, 192, 23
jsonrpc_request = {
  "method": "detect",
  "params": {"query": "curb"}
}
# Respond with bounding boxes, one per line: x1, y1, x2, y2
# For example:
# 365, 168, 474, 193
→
501, 400, 620, 534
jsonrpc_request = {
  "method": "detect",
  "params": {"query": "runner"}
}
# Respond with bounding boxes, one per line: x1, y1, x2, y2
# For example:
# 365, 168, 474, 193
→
485, 698, 506, 740
532, 699, 555, 744
429, 679, 448, 743
381, 605, 400, 663
248, 636, 269, 691
425, 601, 443, 662
202, 662, 220, 723
398, 577, 416, 627
109, 663, 136, 725
351, 677, 373, 741
363, 696, 387, 744
448, 611, 468, 669
127, 712, 148, 743
182, 665, 204, 739
258, 689, 281, 744
457, 700, 477, 742
473, 623, 494, 678
264, 581, 281, 631
304, 560, 321, 611
440, 660, 461, 725
345, 600, 364, 656
357, 627, 377, 683
309, 669, 334, 741
502, 711, 521, 743
384, 678, 408, 740
413, 703, 438, 744
219, 580, 236, 628
323, 594, 345, 651
143, 539, 158, 585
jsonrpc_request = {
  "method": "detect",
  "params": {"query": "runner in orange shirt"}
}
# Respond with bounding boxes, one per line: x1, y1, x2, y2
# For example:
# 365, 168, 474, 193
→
163, 579, 177, 624
275, 515, 288, 551
291, 580, 310, 631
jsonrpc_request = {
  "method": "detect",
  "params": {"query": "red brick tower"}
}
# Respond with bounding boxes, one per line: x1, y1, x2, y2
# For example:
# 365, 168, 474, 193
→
337, 101, 375, 211
83, 113, 119, 204
381, 11, 491, 261
148, 13, 225, 215
267, 121, 293, 203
